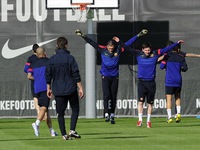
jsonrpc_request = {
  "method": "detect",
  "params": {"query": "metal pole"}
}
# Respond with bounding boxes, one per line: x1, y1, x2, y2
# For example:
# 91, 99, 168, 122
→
85, 9, 96, 118
36, 22, 43, 43
132, 0, 138, 116
36, 0, 43, 43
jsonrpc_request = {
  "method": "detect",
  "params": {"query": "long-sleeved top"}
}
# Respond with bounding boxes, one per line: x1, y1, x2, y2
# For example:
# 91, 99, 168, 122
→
125, 35, 139, 46
160, 51, 188, 87
83, 35, 138, 77
46, 49, 81, 96
160, 51, 187, 69
28, 57, 49, 94
122, 42, 180, 80
24, 54, 38, 73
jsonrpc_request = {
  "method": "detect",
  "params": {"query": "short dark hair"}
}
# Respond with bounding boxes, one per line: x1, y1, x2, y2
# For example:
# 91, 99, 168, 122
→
32, 44, 39, 53
57, 37, 68, 49
107, 40, 116, 47
166, 40, 181, 51
142, 42, 152, 49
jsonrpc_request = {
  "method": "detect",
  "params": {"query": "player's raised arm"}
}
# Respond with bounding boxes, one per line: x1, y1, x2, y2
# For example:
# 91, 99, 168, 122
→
159, 40, 184, 55
119, 40, 139, 56
185, 53, 200, 57
75, 29, 100, 50
112, 36, 120, 43
125, 29, 148, 46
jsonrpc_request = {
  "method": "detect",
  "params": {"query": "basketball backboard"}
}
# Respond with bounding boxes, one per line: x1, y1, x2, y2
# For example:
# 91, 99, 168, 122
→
46, 0, 119, 9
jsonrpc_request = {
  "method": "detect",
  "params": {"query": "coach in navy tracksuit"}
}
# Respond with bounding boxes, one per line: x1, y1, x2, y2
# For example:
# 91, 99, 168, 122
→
122, 39, 184, 128
46, 37, 84, 140
160, 41, 188, 123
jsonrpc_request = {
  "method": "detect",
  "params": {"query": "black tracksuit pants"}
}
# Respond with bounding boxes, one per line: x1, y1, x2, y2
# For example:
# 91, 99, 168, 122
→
55, 92, 79, 136
102, 76, 118, 116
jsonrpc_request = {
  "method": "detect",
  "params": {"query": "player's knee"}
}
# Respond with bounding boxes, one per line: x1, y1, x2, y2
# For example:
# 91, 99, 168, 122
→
147, 100, 154, 105
138, 97, 144, 103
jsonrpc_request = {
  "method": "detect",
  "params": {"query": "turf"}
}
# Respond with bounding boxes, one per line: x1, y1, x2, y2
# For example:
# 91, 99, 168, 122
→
0, 117, 200, 150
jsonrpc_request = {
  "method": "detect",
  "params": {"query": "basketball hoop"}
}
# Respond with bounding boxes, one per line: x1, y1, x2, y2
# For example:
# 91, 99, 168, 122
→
71, 3, 91, 22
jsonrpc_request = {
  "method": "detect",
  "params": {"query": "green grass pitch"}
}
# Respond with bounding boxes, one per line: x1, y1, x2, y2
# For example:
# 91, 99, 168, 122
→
0, 117, 200, 150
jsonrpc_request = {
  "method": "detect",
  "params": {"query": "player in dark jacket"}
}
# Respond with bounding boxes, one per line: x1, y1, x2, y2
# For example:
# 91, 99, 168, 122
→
122, 38, 184, 128
27, 47, 58, 137
75, 29, 147, 124
46, 37, 84, 140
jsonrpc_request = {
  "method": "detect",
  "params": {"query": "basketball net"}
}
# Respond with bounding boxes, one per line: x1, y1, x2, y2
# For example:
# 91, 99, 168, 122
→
71, 3, 90, 22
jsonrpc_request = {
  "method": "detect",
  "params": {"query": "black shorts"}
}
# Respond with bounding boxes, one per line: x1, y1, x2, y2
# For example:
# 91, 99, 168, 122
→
36, 91, 50, 108
165, 86, 181, 95
138, 80, 156, 104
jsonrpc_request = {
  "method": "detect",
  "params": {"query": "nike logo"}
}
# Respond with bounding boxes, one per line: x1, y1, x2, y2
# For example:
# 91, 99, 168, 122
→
2, 38, 56, 59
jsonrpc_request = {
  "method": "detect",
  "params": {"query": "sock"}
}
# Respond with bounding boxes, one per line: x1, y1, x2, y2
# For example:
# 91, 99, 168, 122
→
167, 109, 172, 119
147, 114, 151, 122
176, 106, 181, 114
35, 119, 40, 126
138, 113, 142, 121
105, 113, 109, 117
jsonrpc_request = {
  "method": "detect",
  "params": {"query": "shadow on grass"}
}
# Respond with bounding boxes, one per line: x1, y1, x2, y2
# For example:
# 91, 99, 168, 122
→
79, 120, 106, 124
92, 135, 148, 140
159, 124, 200, 128
0, 120, 27, 123
82, 132, 121, 136
156, 118, 199, 122
81, 132, 148, 140
0, 137, 55, 142
154, 122, 200, 128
